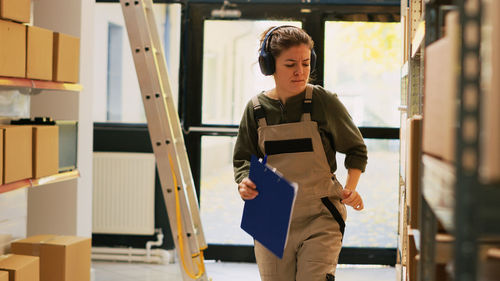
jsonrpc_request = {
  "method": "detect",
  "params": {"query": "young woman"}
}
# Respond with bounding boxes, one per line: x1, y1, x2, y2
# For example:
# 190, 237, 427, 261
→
233, 25, 368, 281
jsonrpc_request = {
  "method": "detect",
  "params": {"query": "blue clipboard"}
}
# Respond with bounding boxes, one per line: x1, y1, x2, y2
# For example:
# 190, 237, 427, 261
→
240, 155, 298, 259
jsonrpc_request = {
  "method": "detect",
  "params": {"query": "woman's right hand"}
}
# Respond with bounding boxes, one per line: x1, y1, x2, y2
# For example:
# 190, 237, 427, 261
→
238, 177, 258, 200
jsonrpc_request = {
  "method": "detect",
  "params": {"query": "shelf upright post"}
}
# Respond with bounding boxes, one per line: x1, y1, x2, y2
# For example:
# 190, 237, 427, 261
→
455, 0, 482, 280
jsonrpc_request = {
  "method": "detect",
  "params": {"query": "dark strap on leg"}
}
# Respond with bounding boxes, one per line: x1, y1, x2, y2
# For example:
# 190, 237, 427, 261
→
321, 197, 345, 238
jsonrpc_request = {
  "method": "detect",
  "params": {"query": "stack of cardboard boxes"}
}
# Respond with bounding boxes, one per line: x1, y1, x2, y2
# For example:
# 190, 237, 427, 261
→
423, 0, 499, 182
405, 115, 421, 281
422, 11, 459, 166
419, 10, 459, 281
0, 0, 82, 185
0, 124, 59, 185
0, 0, 80, 83
0, 235, 91, 281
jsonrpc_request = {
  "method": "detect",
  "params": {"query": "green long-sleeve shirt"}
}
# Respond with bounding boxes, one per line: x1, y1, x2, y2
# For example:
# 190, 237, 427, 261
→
233, 84, 368, 184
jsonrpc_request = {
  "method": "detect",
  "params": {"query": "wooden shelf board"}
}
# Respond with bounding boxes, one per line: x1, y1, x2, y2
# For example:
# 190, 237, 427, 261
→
0, 170, 80, 194
0, 77, 82, 92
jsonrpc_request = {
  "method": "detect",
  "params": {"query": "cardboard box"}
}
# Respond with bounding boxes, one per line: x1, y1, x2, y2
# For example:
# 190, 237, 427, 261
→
481, 0, 500, 183
400, 111, 407, 181
406, 230, 417, 281
0, 0, 30, 23
407, 116, 422, 229
435, 233, 454, 264
0, 19, 26, 78
423, 36, 457, 163
436, 264, 450, 281
0, 254, 39, 281
32, 126, 59, 178
11, 235, 91, 281
1, 126, 32, 184
398, 187, 408, 266
481, 248, 500, 281
0, 130, 3, 185
53, 33, 80, 83
26, 26, 53, 81
0, 271, 7, 281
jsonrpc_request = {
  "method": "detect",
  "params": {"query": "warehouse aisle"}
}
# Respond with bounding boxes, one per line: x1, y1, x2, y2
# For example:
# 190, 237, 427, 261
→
92, 261, 395, 281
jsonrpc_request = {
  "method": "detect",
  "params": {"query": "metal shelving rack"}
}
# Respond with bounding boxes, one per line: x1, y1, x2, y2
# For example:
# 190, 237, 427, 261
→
454, 0, 500, 280
414, 0, 500, 281
0, 79, 81, 196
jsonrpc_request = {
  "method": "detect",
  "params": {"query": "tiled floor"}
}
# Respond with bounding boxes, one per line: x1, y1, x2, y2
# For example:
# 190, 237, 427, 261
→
92, 260, 396, 281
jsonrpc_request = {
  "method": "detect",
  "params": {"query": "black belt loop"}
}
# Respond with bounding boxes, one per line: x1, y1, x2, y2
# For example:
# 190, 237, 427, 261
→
321, 197, 345, 239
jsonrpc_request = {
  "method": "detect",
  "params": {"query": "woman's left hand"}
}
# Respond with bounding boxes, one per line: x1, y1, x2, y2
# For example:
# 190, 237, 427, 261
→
341, 189, 364, 211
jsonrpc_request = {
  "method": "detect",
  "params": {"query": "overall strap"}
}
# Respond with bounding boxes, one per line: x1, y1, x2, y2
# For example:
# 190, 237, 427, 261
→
252, 95, 267, 127
301, 84, 313, 121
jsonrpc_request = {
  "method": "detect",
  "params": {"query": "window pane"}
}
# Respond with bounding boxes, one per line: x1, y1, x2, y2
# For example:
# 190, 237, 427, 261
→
324, 21, 401, 127
202, 20, 301, 125
200, 136, 252, 245
93, 3, 181, 123
107, 23, 123, 121
335, 139, 399, 248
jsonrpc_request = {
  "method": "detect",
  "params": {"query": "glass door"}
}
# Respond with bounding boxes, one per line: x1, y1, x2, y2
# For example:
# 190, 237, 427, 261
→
181, 2, 401, 264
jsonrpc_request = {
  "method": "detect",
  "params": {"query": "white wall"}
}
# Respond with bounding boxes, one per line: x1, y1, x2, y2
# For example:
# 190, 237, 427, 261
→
93, 3, 181, 123
28, 0, 94, 237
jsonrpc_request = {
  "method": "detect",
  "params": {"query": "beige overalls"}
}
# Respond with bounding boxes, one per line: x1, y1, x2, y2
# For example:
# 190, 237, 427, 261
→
251, 84, 347, 281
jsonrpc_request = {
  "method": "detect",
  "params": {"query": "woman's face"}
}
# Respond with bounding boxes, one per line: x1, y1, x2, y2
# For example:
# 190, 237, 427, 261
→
273, 43, 311, 95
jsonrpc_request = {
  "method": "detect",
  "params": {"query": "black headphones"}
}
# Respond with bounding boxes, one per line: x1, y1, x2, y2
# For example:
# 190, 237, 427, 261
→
258, 25, 317, 76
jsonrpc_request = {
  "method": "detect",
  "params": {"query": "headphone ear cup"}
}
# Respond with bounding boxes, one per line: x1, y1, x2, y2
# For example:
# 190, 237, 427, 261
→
310, 48, 317, 73
259, 51, 275, 76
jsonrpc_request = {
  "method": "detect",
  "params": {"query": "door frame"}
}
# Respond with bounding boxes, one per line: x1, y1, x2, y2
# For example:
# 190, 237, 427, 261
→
180, 1, 400, 265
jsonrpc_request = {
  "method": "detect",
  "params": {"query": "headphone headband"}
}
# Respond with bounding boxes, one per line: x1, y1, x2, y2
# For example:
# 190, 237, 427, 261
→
261, 25, 297, 54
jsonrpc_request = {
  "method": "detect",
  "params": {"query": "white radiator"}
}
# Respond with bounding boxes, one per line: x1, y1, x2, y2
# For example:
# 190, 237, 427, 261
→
92, 152, 156, 235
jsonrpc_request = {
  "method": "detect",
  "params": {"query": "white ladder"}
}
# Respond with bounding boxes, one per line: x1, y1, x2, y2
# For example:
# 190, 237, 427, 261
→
120, 1, 209, 280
